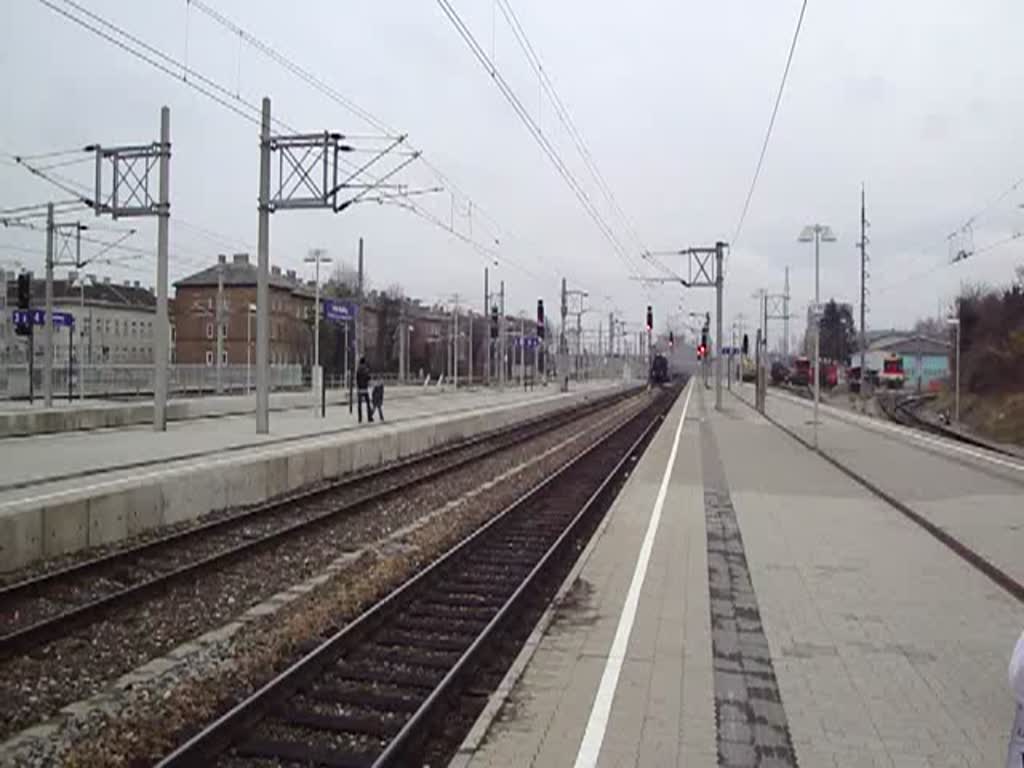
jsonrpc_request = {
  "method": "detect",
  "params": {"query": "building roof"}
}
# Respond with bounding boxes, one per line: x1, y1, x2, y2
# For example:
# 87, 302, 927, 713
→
869, 333, 950, 356
174, 253, 314, 298
5, 276, 155, 309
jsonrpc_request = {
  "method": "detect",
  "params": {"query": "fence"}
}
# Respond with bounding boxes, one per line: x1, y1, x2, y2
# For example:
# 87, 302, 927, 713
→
0, 364, 304, 400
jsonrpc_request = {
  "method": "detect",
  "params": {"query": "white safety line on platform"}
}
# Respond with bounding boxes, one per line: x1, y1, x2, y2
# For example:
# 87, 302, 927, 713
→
769, 387, 1024, 473
572, 380, 693, 768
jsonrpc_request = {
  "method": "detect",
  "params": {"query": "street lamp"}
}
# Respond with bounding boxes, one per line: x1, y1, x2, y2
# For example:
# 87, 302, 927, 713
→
304, 248, 332, 392
798, 223, 837, 449
946, 314, 960, 426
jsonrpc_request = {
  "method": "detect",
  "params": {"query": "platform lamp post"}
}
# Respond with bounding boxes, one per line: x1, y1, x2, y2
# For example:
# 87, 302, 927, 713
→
947, 313, 960, 427
798, 224, 837, 450
246, 303, 257, 395
304, 248, 332, 397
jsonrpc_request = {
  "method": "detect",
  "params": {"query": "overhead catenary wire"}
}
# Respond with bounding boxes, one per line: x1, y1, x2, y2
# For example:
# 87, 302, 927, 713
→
37, 0, 263, 125
30, 0, 591, 300
494, 0, 649, 258
434, 0, 646, 283
874, 231, 1023, 295
186, 0, 553, 283
731, 0, 809, 247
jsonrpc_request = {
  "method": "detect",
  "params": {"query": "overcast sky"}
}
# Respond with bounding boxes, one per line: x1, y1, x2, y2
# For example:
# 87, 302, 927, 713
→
2, 0, 1022, 349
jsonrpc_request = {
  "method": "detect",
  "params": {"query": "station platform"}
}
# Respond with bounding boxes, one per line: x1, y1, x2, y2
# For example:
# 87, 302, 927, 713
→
0, 383, 435, 437
0, 379, 631, 572
454, 379, 1023, 767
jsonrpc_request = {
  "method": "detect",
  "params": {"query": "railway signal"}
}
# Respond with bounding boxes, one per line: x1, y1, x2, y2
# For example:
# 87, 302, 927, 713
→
536, 299, 545, 338
668, 331, 674, 348
490, 304, 499, 339
645, 305, 653, 332
742, 333, 749, 356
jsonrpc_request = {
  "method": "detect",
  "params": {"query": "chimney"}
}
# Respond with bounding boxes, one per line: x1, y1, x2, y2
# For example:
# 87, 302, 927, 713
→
68, 270, 78, 283
271, 266, 281, 276
123, 280, 131, 287
133, 280, 140, 288
103, 276, 110, 284
218, 253, 227, 264
232, 253, 249, 264
286, 269, 296, 281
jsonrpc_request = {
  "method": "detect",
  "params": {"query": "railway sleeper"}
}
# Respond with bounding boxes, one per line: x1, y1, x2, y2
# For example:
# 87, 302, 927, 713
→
235, 737, 376, 768
395, 615, 489, 635
275, 707, 405, 738
378, 630, 472, 653
331, 661, 444, 690
356, 644, 459, 669
307, 684, 422, 713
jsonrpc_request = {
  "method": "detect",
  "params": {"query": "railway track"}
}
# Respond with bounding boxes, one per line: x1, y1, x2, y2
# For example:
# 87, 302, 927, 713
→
157, 384, 681, 768
882, 393, 1021, 458
0, 387, 638, 660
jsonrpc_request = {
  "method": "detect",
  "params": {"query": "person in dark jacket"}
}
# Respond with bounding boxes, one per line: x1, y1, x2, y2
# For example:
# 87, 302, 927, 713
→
371, 381, 385, 421
355, 357, 373, 423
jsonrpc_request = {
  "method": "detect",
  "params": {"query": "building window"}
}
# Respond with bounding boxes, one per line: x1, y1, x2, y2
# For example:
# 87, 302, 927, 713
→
206, 323, 214, 339
220, 350, 228, 365
205, 350, 214, 366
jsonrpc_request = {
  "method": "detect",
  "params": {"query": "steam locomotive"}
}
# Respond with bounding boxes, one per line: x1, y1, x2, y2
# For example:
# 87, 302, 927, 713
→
650, 353, 670, 385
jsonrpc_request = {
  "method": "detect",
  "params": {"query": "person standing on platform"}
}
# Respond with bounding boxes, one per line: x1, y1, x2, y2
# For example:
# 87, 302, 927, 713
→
371, 380, 385, 421
355, 357, 373, 423
1007, 629, 1024, 767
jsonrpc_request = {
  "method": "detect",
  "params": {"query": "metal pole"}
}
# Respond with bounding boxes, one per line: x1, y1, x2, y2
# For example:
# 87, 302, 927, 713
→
784, 265, 791, 359
859, 185, 867, 402
256, 97, 271, 434
715, 242, 724, 410
216, 261, 224, 394
0, 268, 6, 399
755, 328, 763, 412
399, 306, 406, 384
560, 278, 568, 391
357, 239, 364, 359
44, 203, 54, 407
246, 309, 252, 394
499, 280, 505, 391
154, 107, 171, 429
955, 318, 961, 425
519, 317, 525, 388
67, 325, 73, 403
483, 267, 489, 386
313, 253, 321, 376
78, 229, 85, 402
453, 301, 459, 390
813, 228, 821, 449
467, 310, 473, 386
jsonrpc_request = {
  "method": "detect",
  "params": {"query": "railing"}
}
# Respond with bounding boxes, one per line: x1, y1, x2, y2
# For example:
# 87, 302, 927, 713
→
0, 364, 304, 400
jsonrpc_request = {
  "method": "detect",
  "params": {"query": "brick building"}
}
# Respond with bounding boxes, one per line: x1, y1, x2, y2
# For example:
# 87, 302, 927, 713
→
172, 254, 314, 367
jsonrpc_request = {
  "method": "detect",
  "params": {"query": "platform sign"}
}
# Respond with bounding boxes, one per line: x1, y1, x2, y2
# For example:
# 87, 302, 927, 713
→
12, 309, 74, 327
323, 299, 356, 323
